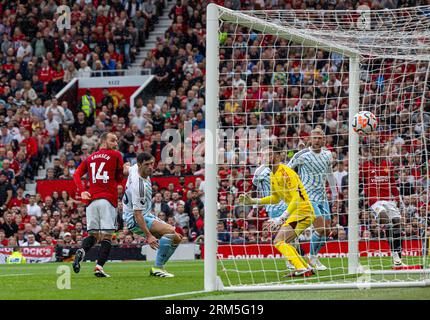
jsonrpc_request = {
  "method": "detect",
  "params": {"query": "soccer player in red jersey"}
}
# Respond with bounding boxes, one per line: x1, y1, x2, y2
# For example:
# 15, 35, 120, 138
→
360, 146, 406, 268
72, 132, 126, 277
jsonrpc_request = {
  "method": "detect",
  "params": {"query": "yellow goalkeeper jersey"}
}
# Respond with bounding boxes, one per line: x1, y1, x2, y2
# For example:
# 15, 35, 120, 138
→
259, 164, 314, 218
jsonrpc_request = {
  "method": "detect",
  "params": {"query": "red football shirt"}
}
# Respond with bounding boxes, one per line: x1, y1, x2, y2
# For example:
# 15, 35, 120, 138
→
360, 159, 400, 206
73, 148, 124, 207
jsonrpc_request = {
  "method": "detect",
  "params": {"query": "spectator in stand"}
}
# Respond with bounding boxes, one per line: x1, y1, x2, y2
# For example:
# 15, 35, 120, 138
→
29, 216, 41, 235
230, 229, 245, 244
8, 187, 27, 209
45, 98, 66, 124
152, 192, 172, 216
0, 126, 13, 145
0, 229, 8, 246
185, 189, 204, 215
27, 195, 42, 218
45, 168, 55, 180
167, 216, 184, 237
0, 174, 13, 213
23, 233, 40, 247
1, 159, 15, 182
217, 222, 230, 243
72, 112, 91, 137
174, 203, 189, 229
81, 127, 99, 152
61, 101, 75, 126
52, 158, 64, 179
101, 88, 114, 108
189, 206, 204, 236
44, 111, 59, 154
0, 212, 18, 238
153, 57, 169, 87
333, 160, 348, 192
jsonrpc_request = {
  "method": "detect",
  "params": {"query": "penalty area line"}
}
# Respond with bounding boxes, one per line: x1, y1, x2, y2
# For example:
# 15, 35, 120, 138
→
0, 273, 37, 277
133, 290, 208, 300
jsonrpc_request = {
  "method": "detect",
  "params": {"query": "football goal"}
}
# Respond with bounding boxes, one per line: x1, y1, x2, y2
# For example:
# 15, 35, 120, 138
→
204, 4, 430, 291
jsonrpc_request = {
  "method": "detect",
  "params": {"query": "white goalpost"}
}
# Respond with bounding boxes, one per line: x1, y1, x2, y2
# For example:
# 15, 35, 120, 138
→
204, 3, 430, 292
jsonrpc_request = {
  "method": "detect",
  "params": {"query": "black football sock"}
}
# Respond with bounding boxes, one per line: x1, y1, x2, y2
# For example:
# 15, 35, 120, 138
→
82, 235, 96, 254
97, 239, 112, 267
389, 218, 402, 257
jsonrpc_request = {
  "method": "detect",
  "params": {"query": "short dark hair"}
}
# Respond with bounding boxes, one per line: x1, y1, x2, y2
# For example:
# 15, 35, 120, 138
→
137, 152, 154, 164
271, 145, 283, 154
99, 132, 110, 142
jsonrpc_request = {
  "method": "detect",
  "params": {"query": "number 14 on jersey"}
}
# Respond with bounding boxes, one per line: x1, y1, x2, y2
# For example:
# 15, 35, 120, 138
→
90, 162, 110, 184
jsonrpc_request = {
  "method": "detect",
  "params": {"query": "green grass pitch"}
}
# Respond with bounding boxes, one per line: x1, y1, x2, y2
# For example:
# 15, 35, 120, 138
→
0, 258, 429, 300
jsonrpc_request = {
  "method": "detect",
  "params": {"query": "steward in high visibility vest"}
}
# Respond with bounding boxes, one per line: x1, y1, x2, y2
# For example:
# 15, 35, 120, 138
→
81, 89, 96, 123
6, 247, 26, 264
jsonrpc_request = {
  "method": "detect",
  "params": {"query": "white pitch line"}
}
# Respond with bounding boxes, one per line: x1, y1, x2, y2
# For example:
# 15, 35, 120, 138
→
0, 273, 37, 277
134, 290, 208, 300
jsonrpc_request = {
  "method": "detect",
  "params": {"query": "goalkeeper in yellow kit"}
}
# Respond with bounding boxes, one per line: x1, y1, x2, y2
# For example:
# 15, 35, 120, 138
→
239, 146, 315, 276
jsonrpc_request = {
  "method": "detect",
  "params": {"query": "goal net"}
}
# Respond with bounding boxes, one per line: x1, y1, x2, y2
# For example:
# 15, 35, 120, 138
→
204, 4, 430, 291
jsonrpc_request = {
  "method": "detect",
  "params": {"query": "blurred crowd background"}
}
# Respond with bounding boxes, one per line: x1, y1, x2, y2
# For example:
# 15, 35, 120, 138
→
0, 0, 429, 252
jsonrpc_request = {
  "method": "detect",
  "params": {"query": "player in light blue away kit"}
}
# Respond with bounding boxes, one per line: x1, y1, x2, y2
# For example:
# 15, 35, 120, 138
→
252, 160, 295, 270
287, 128, 338, 271
123, 152, 182, 277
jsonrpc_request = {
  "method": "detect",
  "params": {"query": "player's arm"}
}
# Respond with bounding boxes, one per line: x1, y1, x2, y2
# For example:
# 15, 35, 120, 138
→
239, 192, 281, 206
115, 152, 125, 182
123, 162, 131, 176
72, 159, 91, 200
133, 209, 159, 250
241, 170, 281, 206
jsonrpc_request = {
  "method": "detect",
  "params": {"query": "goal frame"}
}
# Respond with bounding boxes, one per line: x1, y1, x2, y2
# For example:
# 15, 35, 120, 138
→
204, 3, 430, 292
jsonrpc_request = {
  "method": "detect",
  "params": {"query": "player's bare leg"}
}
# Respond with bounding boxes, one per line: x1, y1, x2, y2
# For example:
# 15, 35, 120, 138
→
149, 220, 182, 277
274, 225, 313, 277
308, 216, 331, 271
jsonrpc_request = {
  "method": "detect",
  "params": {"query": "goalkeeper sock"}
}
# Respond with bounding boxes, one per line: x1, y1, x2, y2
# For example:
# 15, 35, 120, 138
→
82, 235, 96, 254
97, 239, 112, 267
155, 234, 178, 268
275, 241, 308, 270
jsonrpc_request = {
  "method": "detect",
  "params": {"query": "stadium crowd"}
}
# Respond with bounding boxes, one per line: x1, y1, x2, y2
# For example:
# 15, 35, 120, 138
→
0, 0, 429, 254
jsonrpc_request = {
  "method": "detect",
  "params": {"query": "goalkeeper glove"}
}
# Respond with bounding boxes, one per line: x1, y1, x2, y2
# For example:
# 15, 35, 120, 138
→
267, 216, 286, 229
238, 194, 255, 205
267, 210, 290, 230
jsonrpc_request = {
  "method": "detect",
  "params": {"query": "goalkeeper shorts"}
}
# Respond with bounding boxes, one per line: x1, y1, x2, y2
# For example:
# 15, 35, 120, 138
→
283, 210, 315, 237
